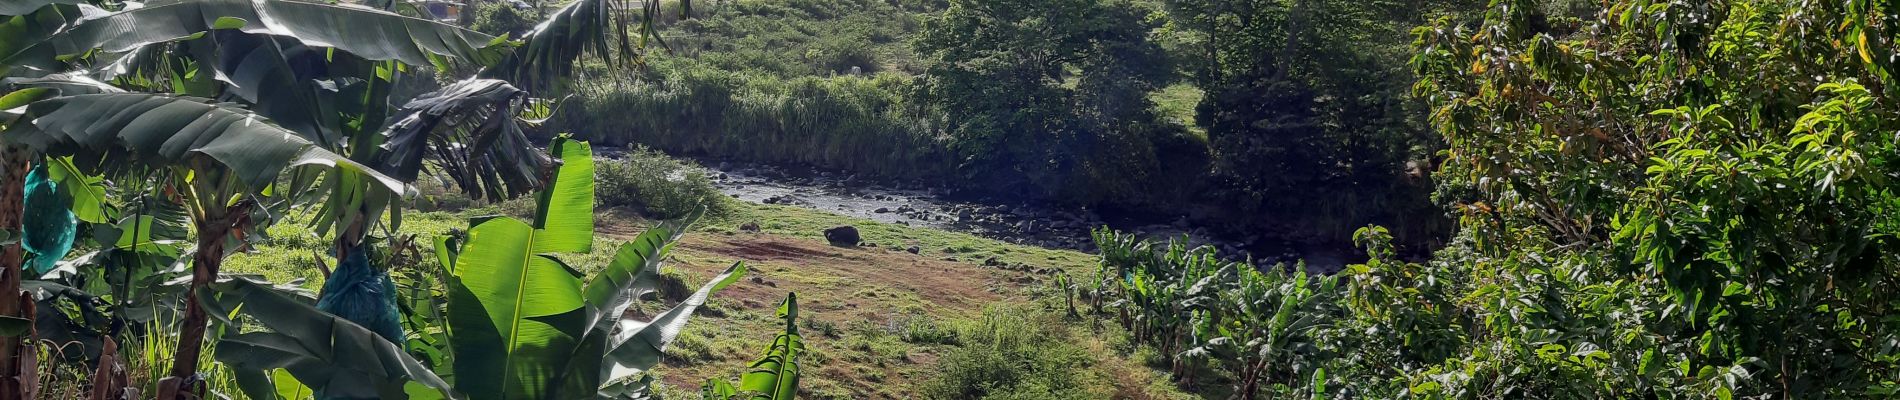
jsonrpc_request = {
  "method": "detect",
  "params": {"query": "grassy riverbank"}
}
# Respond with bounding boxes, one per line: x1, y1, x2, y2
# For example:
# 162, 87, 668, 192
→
223, 191, 1194, 398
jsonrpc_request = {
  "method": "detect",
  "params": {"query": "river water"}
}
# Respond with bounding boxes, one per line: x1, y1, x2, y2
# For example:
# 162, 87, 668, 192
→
680, 158, 1350, 274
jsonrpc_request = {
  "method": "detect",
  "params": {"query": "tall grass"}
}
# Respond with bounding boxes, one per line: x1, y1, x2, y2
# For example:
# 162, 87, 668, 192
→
920, 306, 1115, 400
37, 314, 244, 397
553, 60, 954, 181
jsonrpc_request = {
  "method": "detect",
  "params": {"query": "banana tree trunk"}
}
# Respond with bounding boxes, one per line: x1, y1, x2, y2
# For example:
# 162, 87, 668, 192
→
0, 146, 31, 400
159, 207, 239, 399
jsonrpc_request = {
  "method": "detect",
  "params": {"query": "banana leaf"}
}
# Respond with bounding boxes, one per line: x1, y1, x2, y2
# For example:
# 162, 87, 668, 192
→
597, 262, 747, 392
732, 294, 800, 399
443, 137, 592, 399
2, 93, 405, 194
479, 0, 632, 94
377, 78, 550, 201
1, 0, 506, 74
0, 0, 79, 16
205, 278, 457, 399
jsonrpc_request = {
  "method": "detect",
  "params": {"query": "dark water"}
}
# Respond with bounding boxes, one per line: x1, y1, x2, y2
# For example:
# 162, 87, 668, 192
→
671, 157, 1350, 274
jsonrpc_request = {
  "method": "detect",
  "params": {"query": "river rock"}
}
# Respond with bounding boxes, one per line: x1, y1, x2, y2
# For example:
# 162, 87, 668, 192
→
956, 209, 973, 222
823, 226, 861, 247
874, 207, 891, 214
906, 245, 921, 254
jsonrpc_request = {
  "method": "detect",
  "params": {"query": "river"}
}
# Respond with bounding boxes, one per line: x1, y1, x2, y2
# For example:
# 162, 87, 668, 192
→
683, 158, 1351, 274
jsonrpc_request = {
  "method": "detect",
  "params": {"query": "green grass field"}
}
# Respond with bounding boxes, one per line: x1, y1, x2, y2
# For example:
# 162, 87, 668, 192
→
222, 198, 1185, 398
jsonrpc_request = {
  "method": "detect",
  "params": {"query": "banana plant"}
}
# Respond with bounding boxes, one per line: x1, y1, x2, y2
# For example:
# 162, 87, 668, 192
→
0, 0, 667, 394
702, 293, 802, 400
1183, 265, 1340, 399
201, 138, 745, 399
434, 137, 748, 399
3, 92, 411, 396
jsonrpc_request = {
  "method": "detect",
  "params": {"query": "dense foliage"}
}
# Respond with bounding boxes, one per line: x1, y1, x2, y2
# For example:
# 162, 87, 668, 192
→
0, 0, 794, 398
1092, 0, 1900, 398
555, 0, 1462, 248
1159, 0, 1473, 242
916, 0, 1200, 205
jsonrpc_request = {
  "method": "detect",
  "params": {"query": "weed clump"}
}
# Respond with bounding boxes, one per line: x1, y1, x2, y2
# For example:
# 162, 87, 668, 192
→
921, 307, 1111, 400
596, 147, 730, 219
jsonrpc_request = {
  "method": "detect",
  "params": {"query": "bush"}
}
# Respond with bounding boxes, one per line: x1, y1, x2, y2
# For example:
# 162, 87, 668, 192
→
406, 176, 478, 212
468, 1, 534, 38
596, 147, 730, 219
921, 307, 1111, 400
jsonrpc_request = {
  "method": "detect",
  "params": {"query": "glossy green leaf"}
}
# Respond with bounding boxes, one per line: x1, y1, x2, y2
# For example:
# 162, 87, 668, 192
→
41, 156, 106, 223
734, 294, 800, 399
580, 212, 697, 331
446, 216, 586, 400
530, 137, 593, 253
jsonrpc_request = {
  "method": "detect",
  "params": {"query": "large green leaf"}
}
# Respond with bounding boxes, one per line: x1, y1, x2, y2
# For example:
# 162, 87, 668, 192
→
0, 3, 81, 76
442, 138, 594, 399
532, 137, 593, 252
580, 213, 696, 332
205, 278, 457, 399
732, 294, 800, 399
377, 78, 551, 201
552, 212, 696, 396
1, 0, 504, 73
2, 93, 404, 194
232, 368, 313, 400
446, 215, 587, 399
41, 155, 106, 223
599, 262, 747, 389
186, 31, 345, 148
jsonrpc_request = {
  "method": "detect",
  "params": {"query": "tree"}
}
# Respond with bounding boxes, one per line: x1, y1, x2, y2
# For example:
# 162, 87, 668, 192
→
916, 0, 1187, 205
1161, 0, 1474, 245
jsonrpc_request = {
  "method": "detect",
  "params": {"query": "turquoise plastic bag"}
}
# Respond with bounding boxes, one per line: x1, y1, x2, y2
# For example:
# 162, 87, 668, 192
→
22, 162, 75, 276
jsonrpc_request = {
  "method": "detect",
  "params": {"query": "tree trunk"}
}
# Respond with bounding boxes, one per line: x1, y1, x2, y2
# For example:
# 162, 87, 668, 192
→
0, 146, 31, 400
157, 219, 230, 399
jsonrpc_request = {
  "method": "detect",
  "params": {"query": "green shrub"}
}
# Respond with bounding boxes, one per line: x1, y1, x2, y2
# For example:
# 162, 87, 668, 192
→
406, 176, 479, 212
468, 1, 534, 37
896, 314, 955, 345
595, 146, 730, 219
921, 307, 1109, 400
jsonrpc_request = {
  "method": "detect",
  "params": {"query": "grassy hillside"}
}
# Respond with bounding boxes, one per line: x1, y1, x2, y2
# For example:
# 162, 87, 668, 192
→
223, 191, 1191, 398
